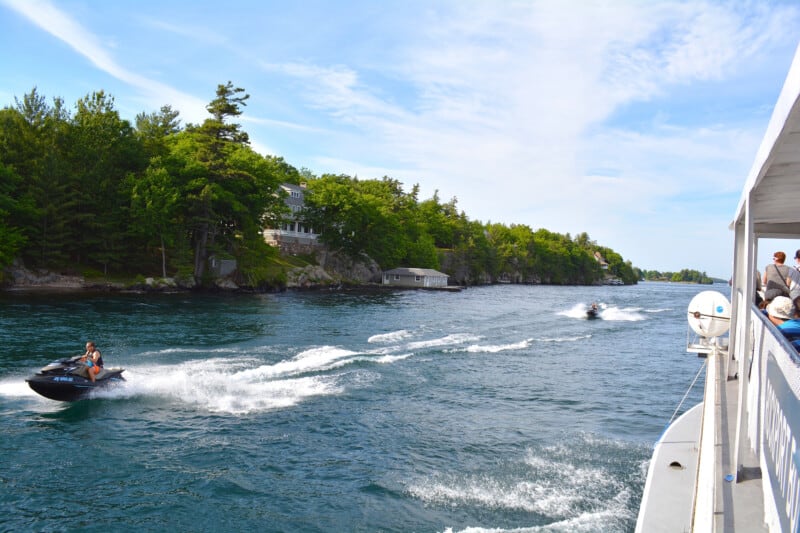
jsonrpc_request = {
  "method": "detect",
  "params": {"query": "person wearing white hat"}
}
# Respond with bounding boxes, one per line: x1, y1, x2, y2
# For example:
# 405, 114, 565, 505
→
777, 297, 800, 352
767, 296, 794, 327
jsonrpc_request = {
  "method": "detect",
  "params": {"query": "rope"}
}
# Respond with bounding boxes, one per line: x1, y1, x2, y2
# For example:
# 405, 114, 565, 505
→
667, 359, 707, 426
654, 359, 707, 446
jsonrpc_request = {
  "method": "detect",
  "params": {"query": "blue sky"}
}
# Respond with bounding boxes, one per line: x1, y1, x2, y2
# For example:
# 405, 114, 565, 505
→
2, 0, 800, 278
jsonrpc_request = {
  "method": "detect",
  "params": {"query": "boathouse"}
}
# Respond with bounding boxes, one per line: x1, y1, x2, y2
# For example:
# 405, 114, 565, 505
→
382, 268, 449, 288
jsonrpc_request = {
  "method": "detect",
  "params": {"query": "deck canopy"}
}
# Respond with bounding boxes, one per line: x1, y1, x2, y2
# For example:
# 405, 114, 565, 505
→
733, 44, 800, 236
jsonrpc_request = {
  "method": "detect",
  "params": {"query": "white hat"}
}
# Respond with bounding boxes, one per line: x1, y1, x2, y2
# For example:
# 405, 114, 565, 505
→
768, 296, 794, 320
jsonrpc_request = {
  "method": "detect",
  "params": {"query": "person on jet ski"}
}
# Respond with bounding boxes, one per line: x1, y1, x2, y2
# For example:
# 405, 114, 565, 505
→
78, 341, 104, 383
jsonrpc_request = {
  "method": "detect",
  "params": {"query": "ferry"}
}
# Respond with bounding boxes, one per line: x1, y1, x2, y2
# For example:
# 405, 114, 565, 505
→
636, 44, 800, 531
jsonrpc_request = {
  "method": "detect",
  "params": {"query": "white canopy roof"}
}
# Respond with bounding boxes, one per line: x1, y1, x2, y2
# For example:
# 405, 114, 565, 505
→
733, 44, 800, 236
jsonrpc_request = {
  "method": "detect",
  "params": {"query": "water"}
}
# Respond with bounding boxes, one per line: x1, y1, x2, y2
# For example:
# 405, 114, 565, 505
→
0, 282, 713, 532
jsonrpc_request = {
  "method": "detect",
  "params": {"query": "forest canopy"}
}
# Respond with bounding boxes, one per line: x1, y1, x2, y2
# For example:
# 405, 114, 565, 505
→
0, 85, 641, 287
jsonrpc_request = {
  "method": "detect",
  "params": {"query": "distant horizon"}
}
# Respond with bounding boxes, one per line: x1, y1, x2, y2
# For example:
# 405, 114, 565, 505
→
2, 1, 800, 280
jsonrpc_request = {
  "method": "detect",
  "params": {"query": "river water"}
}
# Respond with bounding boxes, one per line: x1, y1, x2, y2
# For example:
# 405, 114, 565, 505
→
0, 282, 715, 532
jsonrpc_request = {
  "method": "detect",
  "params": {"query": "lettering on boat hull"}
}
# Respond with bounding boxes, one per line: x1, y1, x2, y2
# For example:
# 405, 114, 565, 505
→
764, 352, 800, 531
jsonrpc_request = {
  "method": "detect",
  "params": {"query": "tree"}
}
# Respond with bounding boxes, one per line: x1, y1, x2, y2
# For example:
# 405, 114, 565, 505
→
0, 163, 27, 268
183, 82, 253, 282
136, 105, 181, 159
0, 90, 74, 267
69, 91, 144, 272
130, 159, 181, 277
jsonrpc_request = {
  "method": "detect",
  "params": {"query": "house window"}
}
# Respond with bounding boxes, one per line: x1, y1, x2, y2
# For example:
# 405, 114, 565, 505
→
394, 275, 400, 280
415, 276, 421, 282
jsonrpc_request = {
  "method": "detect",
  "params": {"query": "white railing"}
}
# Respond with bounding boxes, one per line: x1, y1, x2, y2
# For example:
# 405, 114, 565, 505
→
745, 306, 800, 531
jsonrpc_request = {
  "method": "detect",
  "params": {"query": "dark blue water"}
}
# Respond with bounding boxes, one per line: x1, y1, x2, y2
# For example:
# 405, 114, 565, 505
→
0, 282, 713, 532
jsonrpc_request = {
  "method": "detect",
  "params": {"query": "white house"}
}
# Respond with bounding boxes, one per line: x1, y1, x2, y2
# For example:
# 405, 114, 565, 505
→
263, 183, 319, 248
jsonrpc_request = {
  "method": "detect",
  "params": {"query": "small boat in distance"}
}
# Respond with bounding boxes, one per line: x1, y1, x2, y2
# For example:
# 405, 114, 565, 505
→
26, 355, 125, 402
586, 303, 600, 319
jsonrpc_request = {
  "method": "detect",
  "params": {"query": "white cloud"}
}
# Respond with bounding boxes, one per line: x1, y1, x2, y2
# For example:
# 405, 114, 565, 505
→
260, 0, 798, 276
2, 0, 208, 123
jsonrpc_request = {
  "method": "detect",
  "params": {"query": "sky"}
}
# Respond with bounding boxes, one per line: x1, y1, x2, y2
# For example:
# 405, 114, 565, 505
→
2, 0, 800, 279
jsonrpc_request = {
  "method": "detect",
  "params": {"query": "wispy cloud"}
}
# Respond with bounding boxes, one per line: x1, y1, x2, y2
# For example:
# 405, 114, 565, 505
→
2, 0, 208, 122
256, 0, 798, 273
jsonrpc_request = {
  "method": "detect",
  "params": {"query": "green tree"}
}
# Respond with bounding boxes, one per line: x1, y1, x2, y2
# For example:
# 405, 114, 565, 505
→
135, 105, 181, 159
0, 163, 27, 268
130, 160, 181, 277
69, 91, 144, 272
183, 82, 254, 282
0, 90, 75, 267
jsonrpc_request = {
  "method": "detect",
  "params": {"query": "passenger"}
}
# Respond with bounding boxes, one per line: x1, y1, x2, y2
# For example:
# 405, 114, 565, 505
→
755, 269, 763, 307
766, 296, 794, 327
78, 341, 104, 383
795, 249, 800, 272
763, 252, 800, 303
733, 270, 764, 306
777, 297, 800, 347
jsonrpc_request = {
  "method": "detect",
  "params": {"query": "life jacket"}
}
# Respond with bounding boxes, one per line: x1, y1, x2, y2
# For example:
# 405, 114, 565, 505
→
87, 350, 104, 368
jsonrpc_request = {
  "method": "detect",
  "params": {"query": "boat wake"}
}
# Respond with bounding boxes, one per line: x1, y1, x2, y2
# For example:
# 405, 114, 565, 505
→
410, 436, 639, 532
368, 329, 412, 343
560, 303, 648, 321
7, 328, 539, 414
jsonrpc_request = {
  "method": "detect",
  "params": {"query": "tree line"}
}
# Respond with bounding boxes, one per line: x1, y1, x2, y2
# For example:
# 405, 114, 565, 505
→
0, 83, 639, 288
639, 269, 714, 284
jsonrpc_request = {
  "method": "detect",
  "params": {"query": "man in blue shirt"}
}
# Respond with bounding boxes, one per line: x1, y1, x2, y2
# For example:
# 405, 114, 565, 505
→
775, 297, 800, 350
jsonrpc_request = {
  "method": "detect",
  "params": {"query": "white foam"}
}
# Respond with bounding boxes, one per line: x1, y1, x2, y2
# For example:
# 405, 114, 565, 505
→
0, 377, 39, 398
408, 333, 482, 350
86, 344, 417, 413
235, 346, 359, 380
600, 306, 646, 321
413, 445, 632, 532
368, 329, 412, 343
534, 334, 591, 343
137, 346, 242, 357
558, 302, 654, 322
362, 353, 413, 364
558, 303, 593, 319
463, 339, 532, 353
105, 363, 343, 414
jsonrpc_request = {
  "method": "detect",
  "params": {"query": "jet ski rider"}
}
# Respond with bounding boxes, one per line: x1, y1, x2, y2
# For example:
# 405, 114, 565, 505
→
79, 341, 104, 383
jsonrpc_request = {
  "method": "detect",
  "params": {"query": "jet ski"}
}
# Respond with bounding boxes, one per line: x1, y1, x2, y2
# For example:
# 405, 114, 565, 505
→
26, 355, 125, 401
586, 303, 600, 319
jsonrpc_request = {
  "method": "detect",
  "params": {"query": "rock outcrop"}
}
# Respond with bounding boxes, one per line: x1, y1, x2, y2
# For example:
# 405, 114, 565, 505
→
2, 249, 383, 292
5, 261, 85, 289
286, 250, 381, 289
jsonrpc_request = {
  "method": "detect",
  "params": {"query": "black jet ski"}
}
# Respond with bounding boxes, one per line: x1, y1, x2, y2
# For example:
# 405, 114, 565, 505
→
586, 304, 600, 319
26, 355, 125, 402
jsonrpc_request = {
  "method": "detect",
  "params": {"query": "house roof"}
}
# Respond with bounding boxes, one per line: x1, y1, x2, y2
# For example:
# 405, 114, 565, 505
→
384, 268, 448, 277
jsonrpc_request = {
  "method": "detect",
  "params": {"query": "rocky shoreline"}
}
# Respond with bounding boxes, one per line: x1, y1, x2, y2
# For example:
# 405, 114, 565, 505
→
1, 250, 384, 293
1, 252, 629, 293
